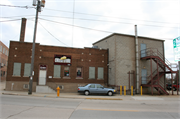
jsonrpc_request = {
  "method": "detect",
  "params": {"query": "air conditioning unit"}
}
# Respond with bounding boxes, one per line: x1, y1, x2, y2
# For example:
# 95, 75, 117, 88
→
1, 63, 4, 67
57, 85, 64, 90
23, 84, 29, 89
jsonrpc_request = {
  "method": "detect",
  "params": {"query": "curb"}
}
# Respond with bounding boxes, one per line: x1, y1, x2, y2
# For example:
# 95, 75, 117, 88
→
2, 93, 28, 96
2, 92, 123, 100
85, 98, 123, 100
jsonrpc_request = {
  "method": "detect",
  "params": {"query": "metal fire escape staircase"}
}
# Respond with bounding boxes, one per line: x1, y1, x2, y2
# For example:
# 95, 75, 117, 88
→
140, 48, 177, 95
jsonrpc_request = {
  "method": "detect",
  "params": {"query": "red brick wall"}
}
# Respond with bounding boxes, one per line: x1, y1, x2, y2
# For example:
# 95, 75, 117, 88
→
7, 41, 108, 86
0, 41, 9, 81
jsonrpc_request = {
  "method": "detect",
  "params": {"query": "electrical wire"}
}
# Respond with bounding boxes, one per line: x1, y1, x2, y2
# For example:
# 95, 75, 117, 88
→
44, 8, 179, 25
0, 4, 35, 9
0, 4, 178, 25
0, 19, 22, 22
39, 15, 179, 29
38, 22, 69, 46
39, 17, 114, 33
0, 15, 35, 19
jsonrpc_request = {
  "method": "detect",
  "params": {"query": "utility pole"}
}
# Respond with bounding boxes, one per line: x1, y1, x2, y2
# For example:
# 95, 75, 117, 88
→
28, 0, 45, 94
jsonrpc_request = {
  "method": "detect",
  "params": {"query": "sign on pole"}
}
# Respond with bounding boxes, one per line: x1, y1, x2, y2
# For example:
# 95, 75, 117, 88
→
173, 36, 180, 61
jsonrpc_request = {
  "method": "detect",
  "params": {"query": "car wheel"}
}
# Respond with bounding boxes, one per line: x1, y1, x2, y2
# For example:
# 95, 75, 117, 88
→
108, 91, 113, 96
84, 91, 89, 95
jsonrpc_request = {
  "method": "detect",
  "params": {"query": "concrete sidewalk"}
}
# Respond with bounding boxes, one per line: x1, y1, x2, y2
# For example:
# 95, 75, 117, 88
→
1, 81, 179, 100
1, 90, 131, 100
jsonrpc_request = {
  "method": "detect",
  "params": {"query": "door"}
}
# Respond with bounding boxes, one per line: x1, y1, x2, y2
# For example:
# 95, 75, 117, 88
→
96, 84, 106, 93
141, 44, 146, 58
39, 70, 47, 85
141, 69, 147, 84
89, 84, 97, 93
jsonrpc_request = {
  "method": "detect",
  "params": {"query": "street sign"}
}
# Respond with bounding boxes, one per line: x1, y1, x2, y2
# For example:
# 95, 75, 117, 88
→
173, 36, 180, 61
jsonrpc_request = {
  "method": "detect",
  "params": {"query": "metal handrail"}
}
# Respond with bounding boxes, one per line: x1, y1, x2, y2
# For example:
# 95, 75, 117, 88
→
140, 48, 173, 71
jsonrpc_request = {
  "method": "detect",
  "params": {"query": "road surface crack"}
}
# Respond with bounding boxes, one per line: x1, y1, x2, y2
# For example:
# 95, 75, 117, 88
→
6, 106, 35, 119
68, 99, 85, 119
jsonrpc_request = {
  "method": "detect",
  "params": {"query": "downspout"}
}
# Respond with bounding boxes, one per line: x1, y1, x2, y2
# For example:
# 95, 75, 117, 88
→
135, 25, 139, 94
107, 48, 109, 86
162, 41, 166, 89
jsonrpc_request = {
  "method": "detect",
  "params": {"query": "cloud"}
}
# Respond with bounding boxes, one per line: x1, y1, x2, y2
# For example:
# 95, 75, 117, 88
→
1, 0, 180, 64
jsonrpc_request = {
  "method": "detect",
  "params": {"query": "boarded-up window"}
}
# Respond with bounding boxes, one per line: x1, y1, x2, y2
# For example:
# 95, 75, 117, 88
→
54, 65, 61, 78
13, 63, 21, 76
89, 67, 95, 79
24, 63, 31, 77
98, 67, 104, 79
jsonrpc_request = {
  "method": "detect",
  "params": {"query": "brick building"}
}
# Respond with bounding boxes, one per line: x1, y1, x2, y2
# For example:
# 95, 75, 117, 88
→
0, 41, 9, 81
5, 18, 108, 93
6, 41, 108, 93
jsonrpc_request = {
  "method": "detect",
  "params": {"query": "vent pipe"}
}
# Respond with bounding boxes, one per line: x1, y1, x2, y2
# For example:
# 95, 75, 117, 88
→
135, 25, 139, 94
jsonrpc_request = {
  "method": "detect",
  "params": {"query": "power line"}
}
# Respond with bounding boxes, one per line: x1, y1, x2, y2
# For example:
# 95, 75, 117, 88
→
0, 19, 22, 22
44, 8, 179, 25
0, 15, 35, 19
36, 18, 176, 41
39, 17, 114, 34
0, 4, 35, 9
39, 15, 179, 29
38, 22, 69, 46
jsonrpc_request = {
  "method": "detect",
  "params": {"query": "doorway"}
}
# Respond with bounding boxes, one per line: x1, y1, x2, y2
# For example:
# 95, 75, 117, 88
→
38, 65, 47, 85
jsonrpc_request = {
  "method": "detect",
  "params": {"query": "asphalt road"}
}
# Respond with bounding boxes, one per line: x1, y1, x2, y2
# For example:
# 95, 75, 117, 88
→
0, 94, 180, 119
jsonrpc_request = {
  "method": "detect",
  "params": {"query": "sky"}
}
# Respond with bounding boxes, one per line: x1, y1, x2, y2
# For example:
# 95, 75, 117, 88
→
0, 0, 180, 65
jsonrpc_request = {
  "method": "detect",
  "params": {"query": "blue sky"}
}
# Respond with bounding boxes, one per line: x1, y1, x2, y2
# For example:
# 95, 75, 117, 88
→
0, 0, 180, 64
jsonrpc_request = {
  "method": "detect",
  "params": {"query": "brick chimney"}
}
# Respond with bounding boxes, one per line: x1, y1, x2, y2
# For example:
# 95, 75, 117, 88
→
19, 18, 27, 42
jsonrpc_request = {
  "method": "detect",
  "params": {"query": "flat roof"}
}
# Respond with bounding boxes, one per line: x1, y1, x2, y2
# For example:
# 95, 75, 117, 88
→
93, 33, 165, 45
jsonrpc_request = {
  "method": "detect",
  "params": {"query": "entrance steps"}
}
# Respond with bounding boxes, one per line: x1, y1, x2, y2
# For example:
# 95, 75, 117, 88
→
36, 85, 56, 93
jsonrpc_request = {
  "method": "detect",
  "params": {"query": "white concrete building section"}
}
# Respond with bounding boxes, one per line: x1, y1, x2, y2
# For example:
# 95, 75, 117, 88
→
36, 86, 56, 93
93, 33, 165, 94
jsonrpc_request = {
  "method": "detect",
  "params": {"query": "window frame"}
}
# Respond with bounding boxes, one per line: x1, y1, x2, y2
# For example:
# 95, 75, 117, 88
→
53, 65, 61, 78
63, 66, 70, 78
76, 67, 83, 79
89, 67, 95, 79
97, 67, 104, 79
13, 62, 21, 76
23, 63, 31, 77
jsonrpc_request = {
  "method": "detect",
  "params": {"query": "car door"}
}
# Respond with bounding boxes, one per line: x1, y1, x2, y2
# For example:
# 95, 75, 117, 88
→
89, 84, 96, 93
96, 84, 106, 94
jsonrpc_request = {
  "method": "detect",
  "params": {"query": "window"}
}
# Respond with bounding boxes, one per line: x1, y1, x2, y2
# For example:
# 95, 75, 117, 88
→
3, 47, 5, 54
13, 63, 21, 76
89, 84, 95, 88
97, 84, 103, 88
24, 63, 31, 77
54, 65, 61, 78
0, 45, 2, 52
89, 67, 95, 79
76, 67, 82, 78
5, 50, 8, 56
64, 67, 70, 77
98, 67, 104, 79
